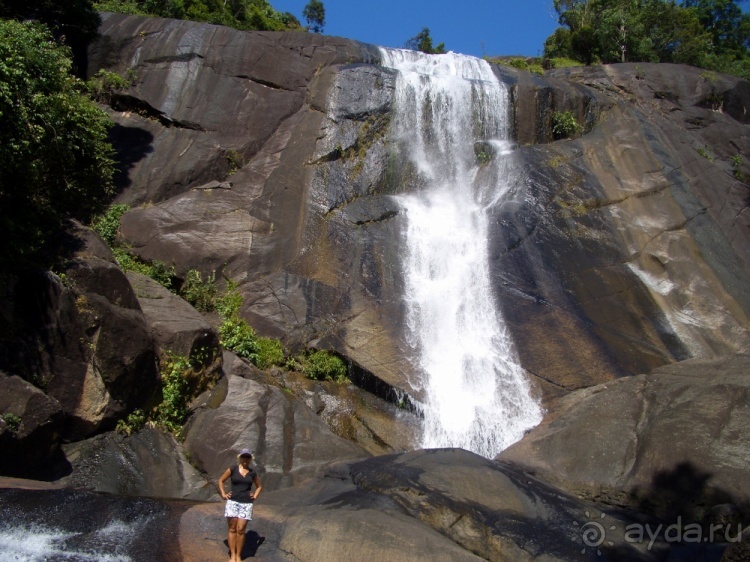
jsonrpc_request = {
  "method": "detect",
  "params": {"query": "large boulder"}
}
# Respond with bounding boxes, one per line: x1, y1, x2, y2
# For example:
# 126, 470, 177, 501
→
60, 426, 213, 500
183, 352, 369, 491
0, 372, 64, 478
126, 271, 221, 394
0, 241, 159, 441
499, 355, 750, 521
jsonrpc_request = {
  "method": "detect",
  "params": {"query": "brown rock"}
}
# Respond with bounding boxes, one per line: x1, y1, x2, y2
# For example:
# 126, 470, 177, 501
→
499, 355, 750, 520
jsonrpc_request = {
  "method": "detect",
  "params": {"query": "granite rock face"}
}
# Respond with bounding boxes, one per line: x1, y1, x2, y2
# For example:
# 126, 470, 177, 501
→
491, 63, 750, 403
0, 224, 160, 445
183, 352, 369, 492
92, 14, 750, 408
499, 355, 750, 521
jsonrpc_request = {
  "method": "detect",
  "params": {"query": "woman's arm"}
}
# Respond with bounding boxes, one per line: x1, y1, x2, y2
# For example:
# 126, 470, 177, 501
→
251, 475, 262, 501
218, 468, 232, 500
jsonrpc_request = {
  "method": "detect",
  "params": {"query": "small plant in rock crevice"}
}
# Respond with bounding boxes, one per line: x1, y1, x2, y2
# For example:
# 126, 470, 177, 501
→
1, 413, 21, 433
697, 145, 715, 162
289, 349, 348, 382
551, 110, 583, 139
180, 269, 217, 312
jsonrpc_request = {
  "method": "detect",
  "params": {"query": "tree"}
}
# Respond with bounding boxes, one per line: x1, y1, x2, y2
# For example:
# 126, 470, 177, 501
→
542, 0, 750, 78
0, 20, 116, 265
405, 27, 446, 54
302, 0, 325, 33
94, 0, 303, 32
683, 0, 750, 54
0, 0, 101, 73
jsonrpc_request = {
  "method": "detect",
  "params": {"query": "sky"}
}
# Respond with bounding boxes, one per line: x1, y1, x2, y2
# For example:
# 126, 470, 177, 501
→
272, 0, 561, 58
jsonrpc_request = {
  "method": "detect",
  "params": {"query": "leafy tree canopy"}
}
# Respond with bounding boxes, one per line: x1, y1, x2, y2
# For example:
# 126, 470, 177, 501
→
0, 20, 115, 266
94, 0, 303, 32
303, 0, 325, 33
544, 0, 750, 78
405, 27, 447, 54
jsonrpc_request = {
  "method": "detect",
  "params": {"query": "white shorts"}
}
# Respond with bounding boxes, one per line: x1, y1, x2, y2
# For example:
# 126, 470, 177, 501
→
224, 499, 253, 520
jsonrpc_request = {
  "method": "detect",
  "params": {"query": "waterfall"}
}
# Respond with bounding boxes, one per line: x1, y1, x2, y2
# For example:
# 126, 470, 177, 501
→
379, 48, 543, 458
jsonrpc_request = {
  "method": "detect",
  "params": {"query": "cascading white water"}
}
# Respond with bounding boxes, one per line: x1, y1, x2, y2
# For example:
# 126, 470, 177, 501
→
379, 48, 543, 458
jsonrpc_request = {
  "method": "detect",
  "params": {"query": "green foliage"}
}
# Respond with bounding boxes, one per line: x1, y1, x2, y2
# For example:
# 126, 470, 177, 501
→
180, 269, 217, 312
544, 57, 584, 69
0, 20, 116, 266
85, 68, 135, 103
94, 0, 303, 32
697, 144, 715, 161
732, 154, 746, 181
493, 57, 545, 75
544, 0, 750, 79
216, 279, 243, 317
226, 149, 243, 175
255, 337, 286, 369
214, 280, 285, 368
112, 247, 176, 290
0, 0, 102, 57
0, 413, 21, 433
216, 280, 258, 359
92, 204, 131, 246
154, 352, 192, 435
475, 143, 493, 165
303, 0, 325, 33
115, 408, 146, 435
551, 110, 583, 139
219, 314, 260, 361
295, 349, 347, 382
405, 27, 446, 54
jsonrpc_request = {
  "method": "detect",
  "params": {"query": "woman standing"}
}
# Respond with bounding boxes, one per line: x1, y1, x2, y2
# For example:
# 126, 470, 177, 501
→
218, 448, 262, 562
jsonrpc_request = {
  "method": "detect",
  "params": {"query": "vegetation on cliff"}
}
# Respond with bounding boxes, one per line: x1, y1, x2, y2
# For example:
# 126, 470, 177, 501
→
0, 19, 115, 267
545, 0, 750, 78
93, 0, 305, 31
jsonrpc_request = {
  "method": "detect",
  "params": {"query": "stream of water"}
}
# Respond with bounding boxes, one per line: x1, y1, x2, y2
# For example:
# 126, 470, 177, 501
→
379, 48, 543, 458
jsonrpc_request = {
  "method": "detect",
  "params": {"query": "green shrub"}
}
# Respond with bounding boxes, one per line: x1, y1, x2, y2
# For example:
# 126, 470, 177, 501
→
545, 57, 582, 69
215, 280, 287, 368
180, 269, 217, 312
226, 149, 243, 174
92, 204, 130, 246
492, 57, 544, 75
155, 353, 192, 436
1, 413, 21, 433
115, 408, 146, 435
85, 68, 134, 103
299, 350, 348, 382
0, 20, 116, 265
697, 145, 715, 162
256, 337, 286, 369
112, 248, 176, 290
219, 315, 259, 362
551, 110, 583, 139
216, 280, 243, 318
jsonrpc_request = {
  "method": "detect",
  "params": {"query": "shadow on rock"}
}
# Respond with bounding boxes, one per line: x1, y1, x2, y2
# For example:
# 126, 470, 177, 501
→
109, 124, 155, 194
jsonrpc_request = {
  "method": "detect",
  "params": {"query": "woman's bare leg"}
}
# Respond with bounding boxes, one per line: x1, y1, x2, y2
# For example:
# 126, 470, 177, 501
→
227, 518, 238, 560
235, 519, 249, 560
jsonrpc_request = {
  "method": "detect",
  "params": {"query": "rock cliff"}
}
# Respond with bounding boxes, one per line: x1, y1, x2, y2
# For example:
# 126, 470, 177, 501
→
88, 14, 750, 408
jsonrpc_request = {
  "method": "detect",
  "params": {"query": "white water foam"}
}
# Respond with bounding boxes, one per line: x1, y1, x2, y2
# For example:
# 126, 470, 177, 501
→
379, 48, 543, 457
0, 522, 137, 562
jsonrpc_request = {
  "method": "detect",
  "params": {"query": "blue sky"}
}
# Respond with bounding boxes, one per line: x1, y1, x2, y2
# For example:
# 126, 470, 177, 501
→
272, 0, 560, 58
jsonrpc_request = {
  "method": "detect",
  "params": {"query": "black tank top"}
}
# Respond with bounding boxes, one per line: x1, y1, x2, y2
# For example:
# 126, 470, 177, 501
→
230, 465, 256, 504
